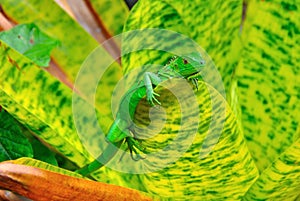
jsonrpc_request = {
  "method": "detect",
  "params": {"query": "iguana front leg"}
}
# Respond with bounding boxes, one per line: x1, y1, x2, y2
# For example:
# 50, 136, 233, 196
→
143, 72, 162, 106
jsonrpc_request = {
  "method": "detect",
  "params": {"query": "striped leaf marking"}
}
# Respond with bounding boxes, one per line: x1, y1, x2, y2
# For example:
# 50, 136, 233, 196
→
0, 40, 91, 166
244, 137, 300, 200
234, 0, 300, 171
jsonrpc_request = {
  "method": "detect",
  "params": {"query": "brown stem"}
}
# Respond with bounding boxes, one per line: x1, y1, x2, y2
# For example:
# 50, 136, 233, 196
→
54, 0, 75, 19
0, 162, 152, 201
43, 59, 74, 90
0, 6, 14, 30
67, 0, 121, 64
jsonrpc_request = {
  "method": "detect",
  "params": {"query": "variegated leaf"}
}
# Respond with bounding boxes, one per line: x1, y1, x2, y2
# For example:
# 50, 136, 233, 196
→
0, 40, 91, 166
234, 0, 300, 171
1, 0, 100, 81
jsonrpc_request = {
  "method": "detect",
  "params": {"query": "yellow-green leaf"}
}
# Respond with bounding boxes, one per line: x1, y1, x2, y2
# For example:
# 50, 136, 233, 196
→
134, 81, 258, 199
1, 0, 100, 81
10, 157, 83, 178
123, 0, 243, 97
90, 0, 129, 36
0, 40, 91, 166
234, 0, 300, 171
84, 78, 259, 199
244, 137, 300, 200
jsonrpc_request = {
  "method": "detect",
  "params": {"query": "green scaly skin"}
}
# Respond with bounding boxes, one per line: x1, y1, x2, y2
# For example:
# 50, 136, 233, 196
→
76, 52, 206, 176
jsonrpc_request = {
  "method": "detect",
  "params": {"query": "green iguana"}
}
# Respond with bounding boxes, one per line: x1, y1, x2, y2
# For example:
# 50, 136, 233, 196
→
76, 52, 206, 176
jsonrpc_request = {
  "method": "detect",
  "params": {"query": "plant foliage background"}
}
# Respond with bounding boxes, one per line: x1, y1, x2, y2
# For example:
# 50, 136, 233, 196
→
0, 0, 299, 200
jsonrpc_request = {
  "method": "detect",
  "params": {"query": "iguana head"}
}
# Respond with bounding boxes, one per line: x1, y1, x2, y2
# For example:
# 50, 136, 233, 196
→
168, 52, 206, 78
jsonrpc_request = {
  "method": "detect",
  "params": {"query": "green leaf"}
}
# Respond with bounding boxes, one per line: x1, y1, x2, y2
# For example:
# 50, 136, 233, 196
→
0, 2, 123, 170
10, 157, 83, 178
123, 0, 243, 98
78, 1, 258, 198
234, 0, 300, 171
122, 0, 191, 75
244, 137, 300, 200
88, 78, 259, 199
0, 1, 123, 131
0, 110, 33, 161
1, 0, 101, 81
0, 23, 59, 67
0, 40, 91, 166
164, 0, 243, 97
136, 81, 259, 199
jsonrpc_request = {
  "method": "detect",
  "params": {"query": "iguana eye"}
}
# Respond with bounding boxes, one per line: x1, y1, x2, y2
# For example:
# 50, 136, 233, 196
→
183, 59, 188, 64
200, 60, 205, 65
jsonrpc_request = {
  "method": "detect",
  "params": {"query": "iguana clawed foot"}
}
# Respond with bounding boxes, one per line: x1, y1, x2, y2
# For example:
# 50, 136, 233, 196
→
190, 78, 199, 90
126, 137, 148, 161
146, 90, 161, 106
187, 72, 201, 91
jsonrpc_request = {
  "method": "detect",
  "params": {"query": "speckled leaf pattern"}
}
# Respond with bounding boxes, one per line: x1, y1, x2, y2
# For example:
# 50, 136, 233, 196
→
123, 0, 243, 97
9, 157, 84, 178
121, 0, 300, 199
0, 0, 124, 166
90, 0, 129, 36
71, 46, 123, 155
0, 40, 92, 166
233, 0, 300, 171
166, 0, 243, 98
122, 0, 192, 75
0, 0, 299, 200
244, 137, 300, 200
88, 78, 258, 199
231, 0, 300, 199
0, 110, 33, 161
0, 1, 124, 147
117, 0, 259, 199
131, 81, 259, 199
1, 0, 100, 81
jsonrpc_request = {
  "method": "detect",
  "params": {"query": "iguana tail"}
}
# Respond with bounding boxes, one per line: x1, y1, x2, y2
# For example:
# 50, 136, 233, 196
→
75, 140, 123, 176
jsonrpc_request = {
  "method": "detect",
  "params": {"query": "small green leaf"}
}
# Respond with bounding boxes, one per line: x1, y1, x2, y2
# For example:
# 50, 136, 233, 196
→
0, 23, 59, 67
0, 110, 33, 161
